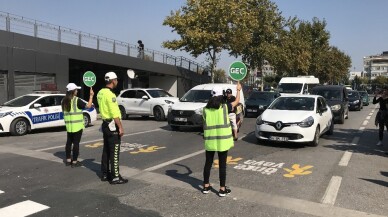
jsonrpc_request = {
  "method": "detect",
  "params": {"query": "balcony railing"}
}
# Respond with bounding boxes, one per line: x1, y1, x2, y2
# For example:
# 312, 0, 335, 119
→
0, 11, 207, 74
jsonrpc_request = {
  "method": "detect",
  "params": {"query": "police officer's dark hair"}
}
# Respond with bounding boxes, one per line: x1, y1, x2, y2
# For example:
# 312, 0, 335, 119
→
62, 90, 76, 112
206, 95, 224, 109
105, 79, 113, 85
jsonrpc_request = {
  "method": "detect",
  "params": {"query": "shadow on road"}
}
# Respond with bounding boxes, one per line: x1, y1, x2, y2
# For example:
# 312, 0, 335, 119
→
360, 178, 388, 188
165, 163, 203, 192
53, 151, 101, 178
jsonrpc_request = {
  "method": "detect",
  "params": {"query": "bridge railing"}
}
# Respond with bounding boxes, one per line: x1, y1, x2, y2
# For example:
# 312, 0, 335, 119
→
0, 11, 207, 75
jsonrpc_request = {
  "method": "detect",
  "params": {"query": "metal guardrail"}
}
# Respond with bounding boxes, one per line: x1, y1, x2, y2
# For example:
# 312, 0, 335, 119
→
0, 11, 207, 75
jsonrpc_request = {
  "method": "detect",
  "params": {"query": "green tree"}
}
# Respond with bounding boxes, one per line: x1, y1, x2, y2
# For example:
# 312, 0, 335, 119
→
320, 46, 351, 84
228, 0, 286, 76
213, 68, 227, 83
162, 0, 251, 83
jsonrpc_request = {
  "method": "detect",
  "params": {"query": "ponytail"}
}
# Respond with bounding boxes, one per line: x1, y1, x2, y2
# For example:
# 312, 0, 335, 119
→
62, 90, 75, 112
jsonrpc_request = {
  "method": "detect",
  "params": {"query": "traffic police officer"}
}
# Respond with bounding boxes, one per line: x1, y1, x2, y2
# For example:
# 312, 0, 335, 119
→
97, 71, 128, 184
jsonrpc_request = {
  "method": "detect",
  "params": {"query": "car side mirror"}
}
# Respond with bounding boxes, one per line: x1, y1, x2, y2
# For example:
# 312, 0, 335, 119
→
142, 95, 149, 100
33, 103, 42, 108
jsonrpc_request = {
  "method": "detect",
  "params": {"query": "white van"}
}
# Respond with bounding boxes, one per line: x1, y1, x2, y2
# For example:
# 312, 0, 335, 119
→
278, 76, 320, 95
167, 83, 245, 130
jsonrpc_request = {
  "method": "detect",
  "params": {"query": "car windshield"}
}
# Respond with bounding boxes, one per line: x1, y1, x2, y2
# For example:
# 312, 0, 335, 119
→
268, 97, 315, 111
3, 95, 40, 107
278, 83, 303, 93
348, 91, 359, 99
312, 89, 341, 100
180, 90, 212, 103
147, 89, 172, 98
248, 92, 273, 102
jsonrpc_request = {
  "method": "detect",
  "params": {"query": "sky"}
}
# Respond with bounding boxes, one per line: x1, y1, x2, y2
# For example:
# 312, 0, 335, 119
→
0, 0, 387, 73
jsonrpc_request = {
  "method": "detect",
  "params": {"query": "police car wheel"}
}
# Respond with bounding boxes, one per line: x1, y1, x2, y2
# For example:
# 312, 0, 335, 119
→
83, 114, 90, 128
154, 106, 165, 121
10, 118, 29, 136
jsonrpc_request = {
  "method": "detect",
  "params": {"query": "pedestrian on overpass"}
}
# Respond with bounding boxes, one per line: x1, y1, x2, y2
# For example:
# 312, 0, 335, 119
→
62, 83, 94, 167
202, 82, 242, 197
97, 72, 128, 184
373, 87, 388, 146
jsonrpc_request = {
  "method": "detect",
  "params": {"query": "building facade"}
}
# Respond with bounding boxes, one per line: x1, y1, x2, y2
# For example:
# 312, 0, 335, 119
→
364, 51, 388, 80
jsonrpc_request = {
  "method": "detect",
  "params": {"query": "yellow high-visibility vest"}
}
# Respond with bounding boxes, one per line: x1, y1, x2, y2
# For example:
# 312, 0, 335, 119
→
203, 104, 234, 152
63, 97, 84, 133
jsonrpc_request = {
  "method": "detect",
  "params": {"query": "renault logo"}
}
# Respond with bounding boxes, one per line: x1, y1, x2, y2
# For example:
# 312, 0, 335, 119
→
275, 121, 283, 130
179, 111, 184, 115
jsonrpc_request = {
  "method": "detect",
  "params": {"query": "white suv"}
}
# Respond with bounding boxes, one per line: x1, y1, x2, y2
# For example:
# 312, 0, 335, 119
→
117, 88, 179, 121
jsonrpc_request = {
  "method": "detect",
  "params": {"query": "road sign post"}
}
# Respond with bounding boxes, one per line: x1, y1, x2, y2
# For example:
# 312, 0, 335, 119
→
83, 71, 96, 87
229, 61, 247, 81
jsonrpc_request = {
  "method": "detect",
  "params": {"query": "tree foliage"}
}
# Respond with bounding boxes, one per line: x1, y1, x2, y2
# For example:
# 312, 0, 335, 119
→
163, 0, 352, 84
213, 68, 227, 83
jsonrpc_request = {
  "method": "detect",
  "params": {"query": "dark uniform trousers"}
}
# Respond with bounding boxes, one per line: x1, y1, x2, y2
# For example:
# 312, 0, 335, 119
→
101, 121, 121, 179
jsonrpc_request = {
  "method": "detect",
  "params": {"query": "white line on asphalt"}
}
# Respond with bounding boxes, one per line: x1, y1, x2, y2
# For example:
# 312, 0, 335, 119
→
366, 116, 371, 120
35, 128, 162, 152
0, 200, 49, 217
351, 137, 360, 145
321, 176, 343, 205
144, 149, 205, 172
362, 120, 368, 126
359, 126, 365, 131
338, 151, 353, 166
0, 190, 3, 194
369, 113, 373, 116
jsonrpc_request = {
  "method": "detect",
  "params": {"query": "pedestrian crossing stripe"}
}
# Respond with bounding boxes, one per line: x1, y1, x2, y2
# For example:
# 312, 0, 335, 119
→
0, 200, 50, 217
0, 190, 49, 217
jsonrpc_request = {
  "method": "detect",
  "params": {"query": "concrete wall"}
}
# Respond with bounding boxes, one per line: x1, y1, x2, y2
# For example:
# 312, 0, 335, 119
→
0, 30, 210, 101
149, 75, 178, 97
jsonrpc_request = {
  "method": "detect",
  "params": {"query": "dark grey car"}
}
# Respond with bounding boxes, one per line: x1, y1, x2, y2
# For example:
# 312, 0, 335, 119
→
311, 85, 349, 124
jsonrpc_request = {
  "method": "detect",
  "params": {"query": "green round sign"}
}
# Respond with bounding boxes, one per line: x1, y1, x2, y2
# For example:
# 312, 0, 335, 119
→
228, 61, 247, 81
83, 71, 96, 87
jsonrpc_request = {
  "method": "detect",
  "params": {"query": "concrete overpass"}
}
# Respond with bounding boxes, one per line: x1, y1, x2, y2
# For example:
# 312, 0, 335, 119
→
0, 12, 210, 104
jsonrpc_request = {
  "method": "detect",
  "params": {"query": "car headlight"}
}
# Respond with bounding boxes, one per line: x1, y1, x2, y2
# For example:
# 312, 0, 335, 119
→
259, 105, 264, 109
256, 116, 264, 125
353, 100, 359, 104
165, 100, 174, 104
330, 104, 341, 111
195, 108, 203, 115
0, 112, 12, 118
298, 116, 314, 128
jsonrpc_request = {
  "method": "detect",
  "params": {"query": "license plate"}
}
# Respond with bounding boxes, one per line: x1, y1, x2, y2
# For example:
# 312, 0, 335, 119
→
247, 109, 257, 112
269, 136, 288, 141
174, 117, 187, 122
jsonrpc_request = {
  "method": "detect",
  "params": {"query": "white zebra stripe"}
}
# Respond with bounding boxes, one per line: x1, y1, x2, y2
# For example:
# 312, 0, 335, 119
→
0, 200, 49, 217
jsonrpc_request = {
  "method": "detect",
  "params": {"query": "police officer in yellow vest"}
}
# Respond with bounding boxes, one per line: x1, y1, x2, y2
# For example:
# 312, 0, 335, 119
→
202, 81, 241, 197
97, 72, 128, 184
62, 83, 94, 167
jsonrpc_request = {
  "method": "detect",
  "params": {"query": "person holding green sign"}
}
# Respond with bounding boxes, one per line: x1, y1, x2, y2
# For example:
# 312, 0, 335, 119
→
62, 83, 94, 167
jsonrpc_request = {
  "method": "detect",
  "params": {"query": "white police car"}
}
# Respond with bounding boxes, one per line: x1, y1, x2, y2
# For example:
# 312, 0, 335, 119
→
0, 94, 97, 136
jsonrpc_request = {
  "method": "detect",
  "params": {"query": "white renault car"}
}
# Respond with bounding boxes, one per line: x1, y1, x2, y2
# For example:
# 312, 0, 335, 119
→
117, 88, 179, 121
255, 95, 333, 146
0, 94, 97, 136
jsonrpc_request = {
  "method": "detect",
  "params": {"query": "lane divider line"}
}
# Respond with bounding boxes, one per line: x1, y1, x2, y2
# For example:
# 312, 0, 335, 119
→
366, 116, 371, 120
0, 190, 3, 194
35, 129, 162, 152
338, 151, 353, 166
359, 127, 365, 131
362, 120, 368, 126
144, 150, 205, 172
321, 176, 343, 205
0, 200, 50, 217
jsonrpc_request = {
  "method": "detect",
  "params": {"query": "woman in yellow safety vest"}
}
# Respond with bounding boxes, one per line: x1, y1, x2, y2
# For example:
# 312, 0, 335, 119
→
62, 83, 94, 167
202, 81, 241, 197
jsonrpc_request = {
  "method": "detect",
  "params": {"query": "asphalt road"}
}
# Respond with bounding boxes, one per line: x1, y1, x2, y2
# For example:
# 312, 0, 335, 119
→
0, 106, 387, 217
